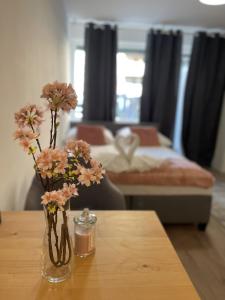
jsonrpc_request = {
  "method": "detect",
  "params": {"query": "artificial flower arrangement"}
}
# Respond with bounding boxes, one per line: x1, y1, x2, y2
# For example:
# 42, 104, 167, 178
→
13, 82, 105, 281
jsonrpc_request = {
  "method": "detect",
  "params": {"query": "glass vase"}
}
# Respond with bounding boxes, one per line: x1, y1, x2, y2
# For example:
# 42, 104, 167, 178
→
41, 202, 73, 283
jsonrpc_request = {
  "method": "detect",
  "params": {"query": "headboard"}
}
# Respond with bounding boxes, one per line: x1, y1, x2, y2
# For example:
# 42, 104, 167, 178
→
70, 121, 159, 135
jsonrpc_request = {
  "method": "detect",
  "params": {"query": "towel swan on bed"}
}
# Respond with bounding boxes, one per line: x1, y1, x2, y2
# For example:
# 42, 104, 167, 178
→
91, 133, 163, 173
115, 133, 140, 163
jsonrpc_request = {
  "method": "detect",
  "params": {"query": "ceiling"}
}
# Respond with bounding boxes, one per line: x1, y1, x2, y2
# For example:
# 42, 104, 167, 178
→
64, 0, 225, 29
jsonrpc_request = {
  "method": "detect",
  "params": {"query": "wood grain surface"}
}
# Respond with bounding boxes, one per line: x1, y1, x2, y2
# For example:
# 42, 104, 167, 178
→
0, 211, 199, 300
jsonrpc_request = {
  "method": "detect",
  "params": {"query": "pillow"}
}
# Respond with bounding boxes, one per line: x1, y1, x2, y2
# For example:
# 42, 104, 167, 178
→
158, 133, 172, 147
67, 125, 115, 145
117, 126, 172, 147
131, 126, 160, 146
76, 125, 106, 145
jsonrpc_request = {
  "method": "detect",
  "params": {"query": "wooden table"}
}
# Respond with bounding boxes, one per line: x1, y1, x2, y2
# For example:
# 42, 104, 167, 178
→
0, 211, 199, 300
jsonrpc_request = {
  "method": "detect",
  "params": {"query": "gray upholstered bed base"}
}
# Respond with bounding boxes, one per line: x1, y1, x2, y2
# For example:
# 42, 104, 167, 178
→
125, 195, 212, 230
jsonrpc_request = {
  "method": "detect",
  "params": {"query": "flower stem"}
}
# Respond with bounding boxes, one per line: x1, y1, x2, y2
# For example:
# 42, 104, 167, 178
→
49, 110, 54, 148
29, 123, 42, 152
53, 110, 58, 149
30, 148, 46, 190
46, 208, 71, 267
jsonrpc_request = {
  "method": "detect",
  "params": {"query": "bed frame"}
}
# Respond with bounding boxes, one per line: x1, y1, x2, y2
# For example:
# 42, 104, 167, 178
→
70, 121, 212, 230
125, 195, 211, 230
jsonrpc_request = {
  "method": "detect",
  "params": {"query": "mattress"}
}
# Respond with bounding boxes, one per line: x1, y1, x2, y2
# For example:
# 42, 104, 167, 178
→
91, 146, 215, 194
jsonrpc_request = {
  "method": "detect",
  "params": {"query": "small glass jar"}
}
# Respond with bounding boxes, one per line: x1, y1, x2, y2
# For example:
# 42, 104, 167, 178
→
73, 208, 97, 257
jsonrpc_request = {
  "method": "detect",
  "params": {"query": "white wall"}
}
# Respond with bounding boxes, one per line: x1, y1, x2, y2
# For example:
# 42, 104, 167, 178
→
0, 0, 69, 210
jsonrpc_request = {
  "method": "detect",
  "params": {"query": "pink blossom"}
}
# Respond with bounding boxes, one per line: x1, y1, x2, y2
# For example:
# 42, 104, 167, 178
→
13, 128, 39, 151
90, 159, 105, 184
14, 128, 38, 140
13, 82, 106, 211
65, 139, 90, 162
36, 148, 68, 179
41, 190, 66, 208
78, 167, 96, 187
15, 104, 44, 128
62, 183, 78, 198
90, 159, 100, 169
41, 81, 77, 112
19, 138, 31, 150
41, 183, 78, 210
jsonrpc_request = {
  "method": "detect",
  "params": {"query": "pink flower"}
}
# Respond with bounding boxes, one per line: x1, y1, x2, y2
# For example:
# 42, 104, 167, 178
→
36, 148, 68, 179
41, 184, 78, 211
65, 139, 90, 162
41, 81, 77, 112
13, 128, 39, 151
78, 167, 96, 187
15, 104, 44, 128
90, 159, 100, 169
90, 159, 105, 184
36, 149, 53, 170
62, 183, 78, 198
19, 138, 31, 150
14, 128, 39, 140
41, 190, 66, 208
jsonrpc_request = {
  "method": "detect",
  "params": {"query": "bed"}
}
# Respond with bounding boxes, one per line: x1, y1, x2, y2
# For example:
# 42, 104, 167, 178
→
69, 121, 215, 230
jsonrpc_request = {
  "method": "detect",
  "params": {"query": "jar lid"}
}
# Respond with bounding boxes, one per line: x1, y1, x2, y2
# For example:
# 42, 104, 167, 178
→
73, 208, 97, 225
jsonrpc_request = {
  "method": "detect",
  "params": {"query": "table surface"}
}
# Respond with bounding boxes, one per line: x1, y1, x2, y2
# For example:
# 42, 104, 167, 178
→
0, 211, 199, 300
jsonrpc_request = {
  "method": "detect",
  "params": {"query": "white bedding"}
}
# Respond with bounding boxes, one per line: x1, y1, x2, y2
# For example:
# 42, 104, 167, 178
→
90, 145, 186, 173
90, 145, 169, 173
91, 145, 213, 196
131, 146, 184, 160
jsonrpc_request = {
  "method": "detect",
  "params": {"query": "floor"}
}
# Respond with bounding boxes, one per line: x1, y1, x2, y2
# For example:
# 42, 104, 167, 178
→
166, 171, 225, 300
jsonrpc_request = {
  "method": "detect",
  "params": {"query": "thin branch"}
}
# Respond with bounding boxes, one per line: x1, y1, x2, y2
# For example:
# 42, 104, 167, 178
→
29, 123, 42, 152
45, 208, 72, 267
63, 210, 72, 264
49, 110, 54, 148
52, 210, 60, 262
30, 148, 45, 190
53, 110, 58, 149
47, 212, 61, 267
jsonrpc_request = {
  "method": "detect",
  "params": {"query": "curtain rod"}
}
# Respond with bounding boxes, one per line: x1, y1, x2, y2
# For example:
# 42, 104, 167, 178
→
71, 19, 225, 35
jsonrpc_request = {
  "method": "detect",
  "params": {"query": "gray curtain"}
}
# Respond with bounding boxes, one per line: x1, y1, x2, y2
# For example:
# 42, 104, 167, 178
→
140, 30, 182, 139
83, 23, 117, 121
182, 32, 225, 166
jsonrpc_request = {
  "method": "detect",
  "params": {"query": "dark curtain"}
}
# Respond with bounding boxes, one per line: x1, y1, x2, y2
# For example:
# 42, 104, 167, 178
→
182, 32, 225, 166
140, 30, 182, 139
83, 23, 117, 121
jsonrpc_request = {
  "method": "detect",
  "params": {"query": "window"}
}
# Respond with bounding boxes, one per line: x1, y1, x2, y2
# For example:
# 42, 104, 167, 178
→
71, 49, 145, 123
116, 51, 145, 123
71, 49, 85, 121
71, 47, 190, 152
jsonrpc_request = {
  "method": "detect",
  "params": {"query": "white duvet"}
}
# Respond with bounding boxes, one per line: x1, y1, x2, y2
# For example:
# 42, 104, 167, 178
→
90, 144, 182, 173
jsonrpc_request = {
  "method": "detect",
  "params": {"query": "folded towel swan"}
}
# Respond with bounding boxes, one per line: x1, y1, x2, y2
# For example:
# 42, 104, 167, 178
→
91, 135, 164, 173
114, 133, 140, 163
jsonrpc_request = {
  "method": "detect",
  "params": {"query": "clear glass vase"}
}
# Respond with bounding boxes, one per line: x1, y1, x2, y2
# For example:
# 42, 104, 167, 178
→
41, 202, 73, 283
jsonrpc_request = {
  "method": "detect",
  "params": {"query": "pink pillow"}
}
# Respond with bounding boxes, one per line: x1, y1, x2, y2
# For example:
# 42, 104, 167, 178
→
76, 125, 106, 145
131, 127, 160, 146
